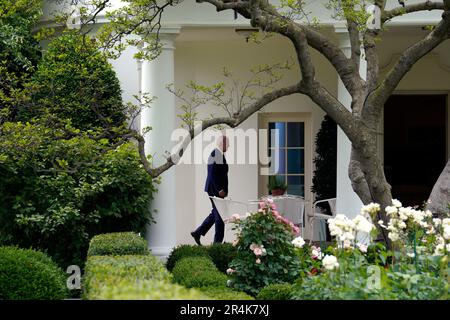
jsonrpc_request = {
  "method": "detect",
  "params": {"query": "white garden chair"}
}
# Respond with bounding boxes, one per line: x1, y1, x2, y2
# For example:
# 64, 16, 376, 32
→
307, 198, 337, 243
209, 196, 250, 221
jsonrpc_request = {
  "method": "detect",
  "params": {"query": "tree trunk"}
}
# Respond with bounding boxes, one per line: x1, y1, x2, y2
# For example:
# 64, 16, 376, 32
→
426, 158, 450, 216
349, 137, 392, 245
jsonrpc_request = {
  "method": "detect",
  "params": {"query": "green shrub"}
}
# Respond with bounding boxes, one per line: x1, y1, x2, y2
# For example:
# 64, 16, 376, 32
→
256, 283, 294, 300
200, 287, 254, 300
206, 243, 237, 273
172, 257, 228, 288
87, 232, 148, 257
83, 254, 171, 299
21, 31, 125, 130
90, 279, 210, 300
166, 244, 209, 272
0, 246, 67, 300
0, 121, 156, 268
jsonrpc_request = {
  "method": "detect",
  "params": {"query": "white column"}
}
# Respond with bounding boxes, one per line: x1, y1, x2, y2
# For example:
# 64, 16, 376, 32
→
141, 28, 180, 258
335, 24, 364, 219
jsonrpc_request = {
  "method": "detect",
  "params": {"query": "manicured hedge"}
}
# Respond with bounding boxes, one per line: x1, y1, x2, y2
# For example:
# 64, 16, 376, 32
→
172, 256, 228, 288
87, 232, 148, 257
83, 254, 171, 299
165, 244, 210, 272
91, 279, 210, 300
256, 283, 294, 300
200, 287, 254, 300
0, 246, 67, 300
206, 243, 236, 274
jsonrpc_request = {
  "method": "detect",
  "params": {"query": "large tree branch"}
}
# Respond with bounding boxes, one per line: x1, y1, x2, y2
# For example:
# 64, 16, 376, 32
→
135, 82, 302, 178
198, 0, 362, 98
382, 1, 445, 23
365, 10, 450, 122
196, 0, 252, 18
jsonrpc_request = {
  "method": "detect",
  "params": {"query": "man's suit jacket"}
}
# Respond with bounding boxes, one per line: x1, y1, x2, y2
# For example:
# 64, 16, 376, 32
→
204, 148, 228, 197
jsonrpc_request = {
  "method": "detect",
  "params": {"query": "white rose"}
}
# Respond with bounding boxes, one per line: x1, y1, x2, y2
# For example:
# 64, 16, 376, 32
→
433, 218, 442, 226
443, 225, 450, 240
353, 215, 374, 233
292, 236, 305, 248
443, 218, 450, 227
388, 232, 399, 242
392, 199, 402, 208
385, 206, 398, 216
357, 243, 368, 253
322, 255, 339, 271
311, 247, 323, 260
433, 244, 445, 256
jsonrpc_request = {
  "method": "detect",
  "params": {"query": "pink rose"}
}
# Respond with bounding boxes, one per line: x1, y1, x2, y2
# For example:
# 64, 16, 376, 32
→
255, 258, 261, 264
253, 247, 263, 256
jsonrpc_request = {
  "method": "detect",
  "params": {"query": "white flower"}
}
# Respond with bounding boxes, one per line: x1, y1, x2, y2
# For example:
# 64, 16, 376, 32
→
433, 244, 445, 256
407, 252, 415, 258
357, 243, 368, 253
322, 255, 339, 271
443, 225, 450, 240
292, 236, 306, 248
226, 268, 235, 275
446, 243, 450, 253
392, 199, 402, 208
311, 246, 323, 260
388, 232, 399, 242
398, 221, 407, 229
385, 206, 398, 216
245, 212, 252, 218
360, 203, 380, 215
353, 215, 374, 234
443, 218, 450, 227
433, 218, 442, 226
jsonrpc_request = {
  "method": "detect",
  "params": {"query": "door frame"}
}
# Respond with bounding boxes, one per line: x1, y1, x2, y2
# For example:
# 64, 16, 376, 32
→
257, 112, 313, 204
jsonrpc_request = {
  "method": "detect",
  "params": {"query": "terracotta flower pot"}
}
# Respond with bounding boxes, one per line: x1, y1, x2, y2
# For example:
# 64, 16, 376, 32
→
270, 188, 286, 196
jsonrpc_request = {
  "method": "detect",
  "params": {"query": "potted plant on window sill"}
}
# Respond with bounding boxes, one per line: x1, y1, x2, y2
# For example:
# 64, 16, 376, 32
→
268, 176, 287, 196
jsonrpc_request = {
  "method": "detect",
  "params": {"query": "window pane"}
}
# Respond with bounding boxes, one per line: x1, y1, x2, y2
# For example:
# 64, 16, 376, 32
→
268, 122, 286, 148
287, 175, 305, 197
269, 149, 286, 174
287, 122, 304, 147
287, 149, 304, 174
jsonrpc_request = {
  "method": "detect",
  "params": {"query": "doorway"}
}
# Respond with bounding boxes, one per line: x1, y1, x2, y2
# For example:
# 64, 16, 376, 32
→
384, 94, 447, 207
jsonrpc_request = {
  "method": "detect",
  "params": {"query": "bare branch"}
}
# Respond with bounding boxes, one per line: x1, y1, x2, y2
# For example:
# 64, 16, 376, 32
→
382, 1, 445, 23
135, 82, 302, 178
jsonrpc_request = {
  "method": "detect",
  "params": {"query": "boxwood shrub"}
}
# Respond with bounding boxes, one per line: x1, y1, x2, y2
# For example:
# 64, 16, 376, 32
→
256, 283, 294, 300
90, 278, 210, 300
0, 246, 67, 300
172, 256, 228, 288
200, 287, 254, 300
166, 244, 210, 272
206, 243, 237, 274
83, 254, 171, 299
87, 232, 148, 257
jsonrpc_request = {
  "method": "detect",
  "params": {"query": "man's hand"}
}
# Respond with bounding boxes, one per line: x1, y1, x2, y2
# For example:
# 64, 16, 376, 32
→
219, 190, 227, 198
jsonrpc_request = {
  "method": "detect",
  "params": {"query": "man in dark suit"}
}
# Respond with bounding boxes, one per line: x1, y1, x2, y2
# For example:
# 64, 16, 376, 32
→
191, 135, 229, 245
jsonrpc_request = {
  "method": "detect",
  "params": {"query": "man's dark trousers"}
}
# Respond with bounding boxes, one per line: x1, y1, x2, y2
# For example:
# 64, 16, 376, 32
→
193, 194, 225, 243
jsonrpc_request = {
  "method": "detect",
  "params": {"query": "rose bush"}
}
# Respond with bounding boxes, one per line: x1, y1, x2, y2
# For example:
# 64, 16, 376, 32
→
227, 199, 300, 296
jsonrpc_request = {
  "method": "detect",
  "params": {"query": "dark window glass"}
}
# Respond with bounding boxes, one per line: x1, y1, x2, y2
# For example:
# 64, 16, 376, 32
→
287, 149, 304, 174
287, 122, 304, 147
